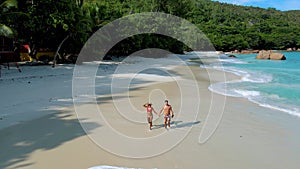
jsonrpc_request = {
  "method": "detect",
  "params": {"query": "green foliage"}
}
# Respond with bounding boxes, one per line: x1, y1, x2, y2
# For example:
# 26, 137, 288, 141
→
0, 0, 18, 37
0, 24, 13, 37
1, 0, 300, 57
190, 0, 300, 51
0, 0, 17, 11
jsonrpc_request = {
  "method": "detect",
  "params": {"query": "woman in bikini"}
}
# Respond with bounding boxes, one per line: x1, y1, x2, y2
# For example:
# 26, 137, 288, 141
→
143, 103, 158, 130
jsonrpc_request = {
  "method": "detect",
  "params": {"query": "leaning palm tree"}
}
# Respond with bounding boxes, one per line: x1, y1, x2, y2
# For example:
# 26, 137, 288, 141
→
52, 2, 94, 67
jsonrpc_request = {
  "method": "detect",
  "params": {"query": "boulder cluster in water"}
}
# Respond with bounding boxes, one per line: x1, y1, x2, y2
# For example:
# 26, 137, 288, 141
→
255, 50, 286, 60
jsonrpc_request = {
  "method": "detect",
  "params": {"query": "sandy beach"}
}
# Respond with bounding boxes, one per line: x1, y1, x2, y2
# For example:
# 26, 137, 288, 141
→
0, 59, 300, 169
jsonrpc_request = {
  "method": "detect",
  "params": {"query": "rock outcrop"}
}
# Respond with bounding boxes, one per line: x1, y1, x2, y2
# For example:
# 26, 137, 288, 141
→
228, 54, 237, 58
256, 50, 271, 59
241, 50, 259, 54
256, 50, 286, 60
270, 53, 286, 60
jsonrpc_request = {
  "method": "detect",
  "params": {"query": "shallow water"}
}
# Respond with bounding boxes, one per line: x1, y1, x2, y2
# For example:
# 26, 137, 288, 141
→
203, 52, 300, 117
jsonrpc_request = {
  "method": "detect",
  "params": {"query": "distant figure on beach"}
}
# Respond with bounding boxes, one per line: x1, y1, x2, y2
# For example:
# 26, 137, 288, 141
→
143, 103, 158, 130
159, 100, 174, 129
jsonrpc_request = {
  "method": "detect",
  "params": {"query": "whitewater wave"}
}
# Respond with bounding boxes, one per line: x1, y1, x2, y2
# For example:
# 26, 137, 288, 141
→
202, 63, 273, 84
209, 83, 300, 117
205, 55, 300, 117
218, 58, 248, 64
254, 102, 300, 118
234, 89, 260, 97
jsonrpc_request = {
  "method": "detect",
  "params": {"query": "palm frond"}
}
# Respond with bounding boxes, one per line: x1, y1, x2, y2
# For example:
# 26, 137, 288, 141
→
0, 24, 14, 38
0, 0, 18, 9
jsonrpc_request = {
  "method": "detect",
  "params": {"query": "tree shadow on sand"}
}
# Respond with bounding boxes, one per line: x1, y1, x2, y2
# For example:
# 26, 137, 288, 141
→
0, 109, 100, 169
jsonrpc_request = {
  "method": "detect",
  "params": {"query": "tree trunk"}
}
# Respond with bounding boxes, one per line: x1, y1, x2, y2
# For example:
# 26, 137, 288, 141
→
52, 35, 69, 68
76, 0, 84, 7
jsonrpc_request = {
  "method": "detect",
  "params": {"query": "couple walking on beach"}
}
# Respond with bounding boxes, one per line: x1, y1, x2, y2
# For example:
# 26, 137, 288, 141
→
143, 100, 174, 130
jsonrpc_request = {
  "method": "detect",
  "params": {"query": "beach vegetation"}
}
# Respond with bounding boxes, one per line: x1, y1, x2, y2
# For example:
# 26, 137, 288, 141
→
1, 0, 300, 60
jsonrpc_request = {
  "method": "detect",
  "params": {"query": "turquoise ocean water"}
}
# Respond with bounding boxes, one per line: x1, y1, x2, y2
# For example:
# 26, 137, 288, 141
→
202, 52, 300, 118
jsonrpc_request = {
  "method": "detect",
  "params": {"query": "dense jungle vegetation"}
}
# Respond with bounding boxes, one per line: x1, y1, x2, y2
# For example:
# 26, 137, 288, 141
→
1, 0, 300, 59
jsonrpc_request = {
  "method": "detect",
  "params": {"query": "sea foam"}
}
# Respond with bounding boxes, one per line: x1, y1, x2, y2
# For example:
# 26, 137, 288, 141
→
206, 52, 300, 118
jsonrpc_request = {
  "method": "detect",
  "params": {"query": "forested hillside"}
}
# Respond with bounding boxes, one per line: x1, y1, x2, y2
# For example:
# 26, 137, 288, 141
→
1, 0, 300, 57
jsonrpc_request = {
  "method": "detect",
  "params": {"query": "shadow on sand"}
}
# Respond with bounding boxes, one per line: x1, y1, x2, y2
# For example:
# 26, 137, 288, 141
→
0, 109, 100, 169
152, 120, 201, 130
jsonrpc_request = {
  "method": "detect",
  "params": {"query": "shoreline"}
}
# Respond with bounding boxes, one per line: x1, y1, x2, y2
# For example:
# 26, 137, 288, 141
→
204, 51, 300, 118
224, 49, 300, 55
207, 66, 300, 118
0, 61, 300, 169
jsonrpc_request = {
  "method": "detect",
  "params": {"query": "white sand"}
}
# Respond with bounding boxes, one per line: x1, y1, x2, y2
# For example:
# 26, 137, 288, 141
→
0, 58, 300, 169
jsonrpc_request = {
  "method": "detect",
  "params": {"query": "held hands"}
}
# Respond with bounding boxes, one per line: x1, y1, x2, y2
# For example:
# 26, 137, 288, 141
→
158, 110, 162, 117
154, 110, 161, 117
157, 111, 161, 117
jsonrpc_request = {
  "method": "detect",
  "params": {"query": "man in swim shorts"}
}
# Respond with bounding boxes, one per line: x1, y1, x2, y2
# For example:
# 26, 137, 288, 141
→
159, 100, 174, 129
